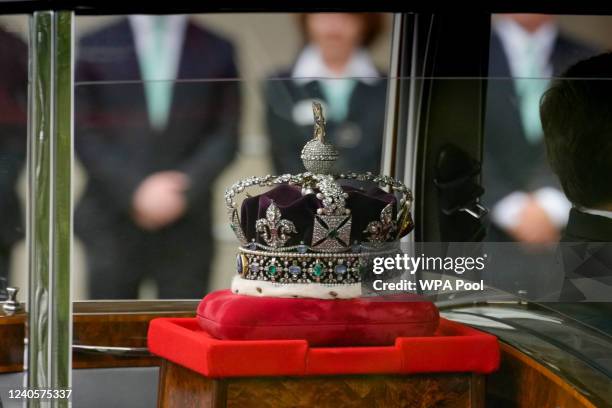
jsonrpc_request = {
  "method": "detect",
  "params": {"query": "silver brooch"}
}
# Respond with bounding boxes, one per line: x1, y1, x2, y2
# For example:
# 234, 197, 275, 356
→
364, 203, 397, 243
255, 201, 297, 248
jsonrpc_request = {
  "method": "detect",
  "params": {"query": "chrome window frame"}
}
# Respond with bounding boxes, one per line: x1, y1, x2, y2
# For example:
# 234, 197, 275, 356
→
27, 10, 74, 406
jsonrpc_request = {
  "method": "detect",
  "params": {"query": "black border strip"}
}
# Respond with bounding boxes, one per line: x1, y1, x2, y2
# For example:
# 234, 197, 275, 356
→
2, 1, 612, 16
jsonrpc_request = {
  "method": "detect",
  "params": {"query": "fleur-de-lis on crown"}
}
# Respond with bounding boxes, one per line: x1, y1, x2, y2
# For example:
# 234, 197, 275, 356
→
364, 203, 397, 243
256, 201, 297, 247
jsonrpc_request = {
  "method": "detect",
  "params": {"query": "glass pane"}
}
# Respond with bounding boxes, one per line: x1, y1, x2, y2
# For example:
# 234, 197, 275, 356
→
0, 15, 28, 301
73, 13, 393, 300
484, 14, 602, 244
0, 14, 29, 404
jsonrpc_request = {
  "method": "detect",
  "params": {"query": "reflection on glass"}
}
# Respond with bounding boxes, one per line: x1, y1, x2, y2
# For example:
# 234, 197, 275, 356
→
0, 21, 27, 301
75, 15, 240, 299
265, 13, 386, 174
481, 15, 601, 302
483, 14, 597, 244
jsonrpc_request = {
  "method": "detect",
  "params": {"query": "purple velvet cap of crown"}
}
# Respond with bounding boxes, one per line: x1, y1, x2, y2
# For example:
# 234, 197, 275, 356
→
240, 184, 397, 247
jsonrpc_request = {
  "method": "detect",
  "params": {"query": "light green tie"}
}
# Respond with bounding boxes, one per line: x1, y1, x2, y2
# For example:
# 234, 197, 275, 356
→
140, 16, 173, 130
319, 79, 357, 122
514, 43, 550, 144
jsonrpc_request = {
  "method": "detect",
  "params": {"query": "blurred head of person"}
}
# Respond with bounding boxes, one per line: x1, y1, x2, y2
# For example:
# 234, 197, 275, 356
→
297, 13, 383, 73
541, 52, 612, 211
502, 14, 555, 32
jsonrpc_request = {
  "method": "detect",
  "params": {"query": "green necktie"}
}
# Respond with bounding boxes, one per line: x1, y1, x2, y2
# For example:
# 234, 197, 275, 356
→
140, 16, 173, 130
514, 43, 550, 144
319, 79, 357, 122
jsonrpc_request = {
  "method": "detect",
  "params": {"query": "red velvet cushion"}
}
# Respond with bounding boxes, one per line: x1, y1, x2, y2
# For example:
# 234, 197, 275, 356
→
197, 290, 439, 346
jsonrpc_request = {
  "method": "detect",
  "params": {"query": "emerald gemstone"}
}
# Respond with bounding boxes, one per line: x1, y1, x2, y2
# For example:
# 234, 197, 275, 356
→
313, 263, 324, 277
268, 265, 277, 276
358, 264, 366, 275
327, 229, 339, 238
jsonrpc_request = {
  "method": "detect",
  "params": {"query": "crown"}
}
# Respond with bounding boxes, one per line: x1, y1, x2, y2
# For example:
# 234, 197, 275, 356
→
225, 102, 414, 299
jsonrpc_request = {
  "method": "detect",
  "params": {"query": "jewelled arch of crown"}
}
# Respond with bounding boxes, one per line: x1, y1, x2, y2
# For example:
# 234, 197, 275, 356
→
225, 102, 414, 297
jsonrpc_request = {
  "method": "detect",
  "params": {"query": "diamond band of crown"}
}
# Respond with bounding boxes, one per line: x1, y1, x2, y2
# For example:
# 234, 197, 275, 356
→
236, 244, 398, 285
225, 102, 414, 295
237, 248, 363, 286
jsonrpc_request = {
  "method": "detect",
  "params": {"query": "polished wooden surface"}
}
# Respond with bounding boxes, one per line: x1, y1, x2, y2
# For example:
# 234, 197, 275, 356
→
73, 300, 199, 314
0, 301, 197, 372
158, 360, 226, 408
158, 360, 485, 408
73, 302, 196, 369
487, 343, 597, 408
0, 307, 26, 373
74, 313, 164, 368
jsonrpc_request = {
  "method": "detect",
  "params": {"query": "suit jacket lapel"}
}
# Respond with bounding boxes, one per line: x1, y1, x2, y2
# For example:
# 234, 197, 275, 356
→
550, 35, 596, 77
550, 36, 569, 77
107, 19, 143, 82
564, 209, 612, 242
166, 22, 206, 131
550, 36, 582, 77
488, 32, 512, 78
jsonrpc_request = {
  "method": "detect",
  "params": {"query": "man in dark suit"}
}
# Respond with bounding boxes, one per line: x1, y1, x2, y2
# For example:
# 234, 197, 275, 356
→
540, 52, 612, 304
75, 16, 240, 299
483, 14, 595, 243
0, 28, 27, 300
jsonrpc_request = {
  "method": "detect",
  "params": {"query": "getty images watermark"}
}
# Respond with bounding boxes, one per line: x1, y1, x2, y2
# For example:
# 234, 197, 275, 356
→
370, 253, 487, 292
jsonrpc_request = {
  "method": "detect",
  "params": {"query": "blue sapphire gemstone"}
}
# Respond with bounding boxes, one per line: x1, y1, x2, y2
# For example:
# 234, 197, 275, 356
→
236, 254, 243, 274
297, 244, 308, 254
288, 265, 302, 275
250, 263, 260, 273
334, 264, 348, 275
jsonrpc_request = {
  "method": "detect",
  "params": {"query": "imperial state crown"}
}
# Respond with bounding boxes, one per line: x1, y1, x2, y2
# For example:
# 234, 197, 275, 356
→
225, 101, 414, 299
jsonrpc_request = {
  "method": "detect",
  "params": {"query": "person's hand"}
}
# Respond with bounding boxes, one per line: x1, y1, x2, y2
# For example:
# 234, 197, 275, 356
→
508, 198, 560, 244
131, 171, 190, 230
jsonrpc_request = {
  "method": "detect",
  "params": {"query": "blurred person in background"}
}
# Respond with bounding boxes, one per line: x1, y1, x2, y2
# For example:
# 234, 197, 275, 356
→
75, 15, 240, 299
483, 14, 595, 243
0, 27, 27, 300
265, 13, 386, 174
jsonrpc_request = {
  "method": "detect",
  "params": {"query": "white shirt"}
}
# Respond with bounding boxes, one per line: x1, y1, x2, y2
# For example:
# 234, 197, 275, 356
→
290, 45, 379, 124
493, 17, 557, 79
492, 188, 571, 230
291, 45, 379, 85
490, 19, 570, 231
129, 15, 188, 83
